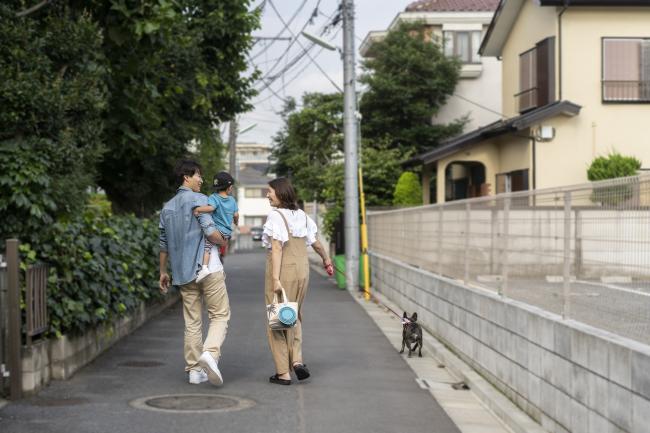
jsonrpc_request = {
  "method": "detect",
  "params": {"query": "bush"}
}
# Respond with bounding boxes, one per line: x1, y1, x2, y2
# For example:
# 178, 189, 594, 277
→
393, 172, 423, 206
587, 152, 641, 206
20, 209, 162, 337
587, 151, 641, 181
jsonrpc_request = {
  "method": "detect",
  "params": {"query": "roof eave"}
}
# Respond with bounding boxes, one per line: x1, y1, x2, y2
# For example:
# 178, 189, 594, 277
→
479, 0, 526, 57
405, 100, 582, 167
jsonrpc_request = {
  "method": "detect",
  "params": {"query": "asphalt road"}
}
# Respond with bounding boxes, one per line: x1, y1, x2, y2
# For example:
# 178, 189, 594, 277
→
0, 250, 460, 433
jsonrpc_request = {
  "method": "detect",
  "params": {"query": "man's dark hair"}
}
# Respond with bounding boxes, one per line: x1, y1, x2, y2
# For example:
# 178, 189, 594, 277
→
174, 160, 202, 186
268, 177, 298, 210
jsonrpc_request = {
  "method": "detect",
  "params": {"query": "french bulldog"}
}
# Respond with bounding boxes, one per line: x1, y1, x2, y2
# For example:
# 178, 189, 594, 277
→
400, 312, 422, 358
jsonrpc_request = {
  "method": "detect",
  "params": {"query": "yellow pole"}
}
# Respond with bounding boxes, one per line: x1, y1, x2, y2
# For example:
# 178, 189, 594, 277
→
358, 167, 371, 300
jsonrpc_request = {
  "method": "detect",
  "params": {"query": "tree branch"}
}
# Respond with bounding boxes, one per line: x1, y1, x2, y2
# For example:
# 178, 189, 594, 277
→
15, 0, 53, 18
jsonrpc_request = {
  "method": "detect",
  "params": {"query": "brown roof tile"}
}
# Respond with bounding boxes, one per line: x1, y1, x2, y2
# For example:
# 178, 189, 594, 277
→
405, 0, 500, 12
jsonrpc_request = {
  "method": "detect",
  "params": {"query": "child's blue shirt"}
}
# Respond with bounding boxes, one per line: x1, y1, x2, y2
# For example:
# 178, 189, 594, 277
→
208, 193, 238, 236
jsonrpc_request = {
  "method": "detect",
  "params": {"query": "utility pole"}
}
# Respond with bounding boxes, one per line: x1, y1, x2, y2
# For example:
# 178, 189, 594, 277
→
228, 119, 238, 199
342, 0, 359, 291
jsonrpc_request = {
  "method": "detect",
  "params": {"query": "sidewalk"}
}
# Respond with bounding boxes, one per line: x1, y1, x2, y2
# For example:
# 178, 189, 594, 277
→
0, 250, 462, 433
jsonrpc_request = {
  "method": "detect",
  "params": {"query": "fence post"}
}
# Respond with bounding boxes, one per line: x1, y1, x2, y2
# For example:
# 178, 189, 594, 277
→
574, 208, 582, 279
464, 202, 470, 283
6, 239, 21, 400
490, 207, 498, 275
500, 197, 510, 297
563, 192, 572, 319
437, 207, 444, 275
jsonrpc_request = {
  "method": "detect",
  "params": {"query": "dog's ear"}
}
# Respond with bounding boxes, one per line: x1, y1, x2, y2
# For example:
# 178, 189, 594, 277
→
411, 312, 418, 322
403, 311, 408, 318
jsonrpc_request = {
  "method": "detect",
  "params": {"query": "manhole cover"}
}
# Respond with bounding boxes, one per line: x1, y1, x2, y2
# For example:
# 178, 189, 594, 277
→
32, 398, 89, 407
119, 360, 164, 368
130, 394, 255, 413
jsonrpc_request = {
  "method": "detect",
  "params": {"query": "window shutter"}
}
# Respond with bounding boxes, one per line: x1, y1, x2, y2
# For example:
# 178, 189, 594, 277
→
536, 37, 556, 106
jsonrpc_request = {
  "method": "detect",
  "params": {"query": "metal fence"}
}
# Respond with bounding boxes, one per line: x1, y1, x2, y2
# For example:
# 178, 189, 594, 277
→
368, 173, 650, 346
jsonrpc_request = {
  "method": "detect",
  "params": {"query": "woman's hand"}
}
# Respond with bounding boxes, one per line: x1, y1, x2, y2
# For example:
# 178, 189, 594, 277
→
273, 278, 284, 295
323, 257, 334, 276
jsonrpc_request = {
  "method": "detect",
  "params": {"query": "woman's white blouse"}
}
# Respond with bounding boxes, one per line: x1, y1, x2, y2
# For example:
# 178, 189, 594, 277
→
262, 208, 318, 248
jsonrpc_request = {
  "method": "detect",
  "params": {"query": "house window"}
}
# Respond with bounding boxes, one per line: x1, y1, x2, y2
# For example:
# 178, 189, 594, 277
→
496, 169, 529, 194
244, 188, 268, 198
245, 216, 265, 227
443, 31, 481, 64
603, 38, 650, 102
516, 37, 555, 113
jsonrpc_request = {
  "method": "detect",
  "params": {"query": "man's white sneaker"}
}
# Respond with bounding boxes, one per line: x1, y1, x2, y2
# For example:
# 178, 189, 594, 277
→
198, 351, 223, 386
188, 369, 208, 384
196, 266, 211, 283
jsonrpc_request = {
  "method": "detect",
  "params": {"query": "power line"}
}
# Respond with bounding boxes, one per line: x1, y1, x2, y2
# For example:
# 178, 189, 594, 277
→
254, 0, 334, 89
267, 0, 342, 92
251, 27, 341, 106
249, 0, 309, 60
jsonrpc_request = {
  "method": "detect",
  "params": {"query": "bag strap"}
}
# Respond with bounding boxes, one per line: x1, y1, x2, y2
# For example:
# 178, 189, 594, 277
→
274, 209, 292, 236
272, 287, 289, 304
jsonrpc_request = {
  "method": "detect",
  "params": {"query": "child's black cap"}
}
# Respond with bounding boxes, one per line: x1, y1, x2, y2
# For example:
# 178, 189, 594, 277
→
213, 171, 234, 189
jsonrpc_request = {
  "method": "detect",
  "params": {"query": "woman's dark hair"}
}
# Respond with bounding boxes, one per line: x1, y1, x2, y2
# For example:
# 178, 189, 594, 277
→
174, 160, 202, 186
268, 177, 298, 210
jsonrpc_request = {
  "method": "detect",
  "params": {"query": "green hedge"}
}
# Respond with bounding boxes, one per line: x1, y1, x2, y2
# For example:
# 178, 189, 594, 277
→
20, 208, 162, 337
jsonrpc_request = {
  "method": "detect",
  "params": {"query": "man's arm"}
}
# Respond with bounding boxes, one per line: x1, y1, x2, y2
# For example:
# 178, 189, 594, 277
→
195, 210, 226, 245
159, 215, 170, 293
159, 251, 170, 294
233, 211, 239, 226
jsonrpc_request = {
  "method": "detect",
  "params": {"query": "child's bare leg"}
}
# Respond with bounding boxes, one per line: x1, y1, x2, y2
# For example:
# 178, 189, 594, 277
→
202, 249, 211, 266
196, 240, 213, 283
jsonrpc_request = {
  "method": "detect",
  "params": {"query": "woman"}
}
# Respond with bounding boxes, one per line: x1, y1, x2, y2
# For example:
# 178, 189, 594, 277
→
262, 177, 332, 385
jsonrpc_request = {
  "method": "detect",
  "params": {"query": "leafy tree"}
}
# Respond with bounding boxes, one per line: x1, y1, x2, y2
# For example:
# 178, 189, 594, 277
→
270, 94, 344, 202
0, 2, 108, 241
82, 0, 260, 215
587, 151, 641, 181
271, 93, 408, 237
194, 129, 225, 196
359, 21, 465, 154
393, 172, 423, 206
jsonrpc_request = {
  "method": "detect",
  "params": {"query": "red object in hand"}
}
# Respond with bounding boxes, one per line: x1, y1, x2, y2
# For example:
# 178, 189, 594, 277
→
325, 263, 334, 276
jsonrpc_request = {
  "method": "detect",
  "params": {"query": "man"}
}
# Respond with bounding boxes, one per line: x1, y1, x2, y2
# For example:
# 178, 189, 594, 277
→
159, 160, 230, 386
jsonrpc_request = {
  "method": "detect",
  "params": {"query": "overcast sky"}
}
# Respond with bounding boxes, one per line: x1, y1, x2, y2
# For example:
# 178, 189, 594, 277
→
235, 0, 414, 145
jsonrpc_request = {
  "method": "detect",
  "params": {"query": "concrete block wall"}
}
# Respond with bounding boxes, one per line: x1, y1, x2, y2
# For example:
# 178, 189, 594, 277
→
20, 294, 178, 395
370, 252, 650, 433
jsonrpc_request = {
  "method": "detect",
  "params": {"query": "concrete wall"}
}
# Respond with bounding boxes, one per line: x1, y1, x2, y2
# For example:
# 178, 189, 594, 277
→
20, 293, 179, 395
370, 252, 650, 433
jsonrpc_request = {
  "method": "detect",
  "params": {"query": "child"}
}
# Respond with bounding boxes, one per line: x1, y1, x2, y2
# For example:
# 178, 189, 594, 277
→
194, 171, 239, 282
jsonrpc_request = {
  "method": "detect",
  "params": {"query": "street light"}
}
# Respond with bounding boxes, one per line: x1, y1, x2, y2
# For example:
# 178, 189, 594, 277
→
301, 31, 340, 54
300, 1, 360, 292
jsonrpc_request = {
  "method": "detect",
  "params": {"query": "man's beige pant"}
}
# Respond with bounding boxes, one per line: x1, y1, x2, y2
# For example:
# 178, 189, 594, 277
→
180, 271, 230, 372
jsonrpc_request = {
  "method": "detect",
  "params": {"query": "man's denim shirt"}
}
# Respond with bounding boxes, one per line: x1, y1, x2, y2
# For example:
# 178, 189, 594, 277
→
159, 186, 217, 286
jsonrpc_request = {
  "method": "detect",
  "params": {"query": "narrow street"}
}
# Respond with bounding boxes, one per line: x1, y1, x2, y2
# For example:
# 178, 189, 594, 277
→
0, 250, 460, 433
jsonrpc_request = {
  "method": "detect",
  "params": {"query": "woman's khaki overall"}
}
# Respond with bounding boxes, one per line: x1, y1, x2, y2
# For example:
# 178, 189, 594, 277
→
265, 210, 309, 375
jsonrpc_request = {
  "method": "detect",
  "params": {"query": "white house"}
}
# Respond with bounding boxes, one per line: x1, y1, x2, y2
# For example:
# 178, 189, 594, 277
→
359, 0, 502, 133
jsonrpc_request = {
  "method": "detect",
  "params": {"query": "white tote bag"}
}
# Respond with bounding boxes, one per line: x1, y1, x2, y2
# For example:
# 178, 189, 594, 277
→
267, 287, 298, 330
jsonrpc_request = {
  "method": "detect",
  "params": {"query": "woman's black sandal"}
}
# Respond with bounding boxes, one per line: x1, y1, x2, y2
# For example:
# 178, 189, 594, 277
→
293, 363, 310, 380
269, 374, 291, 385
